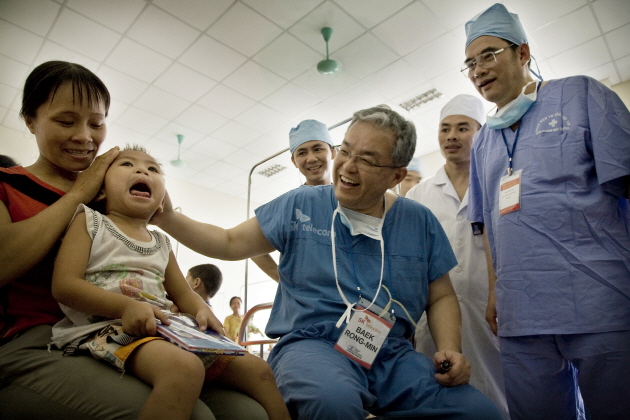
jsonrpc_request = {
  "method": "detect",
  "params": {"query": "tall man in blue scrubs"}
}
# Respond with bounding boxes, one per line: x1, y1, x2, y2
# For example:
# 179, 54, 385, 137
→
463, 4, 630, 419
155, 106, 502, 419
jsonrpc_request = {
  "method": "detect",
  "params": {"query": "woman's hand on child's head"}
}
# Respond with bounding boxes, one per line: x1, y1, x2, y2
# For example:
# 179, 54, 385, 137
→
68, 147, 120, 204
121, 300, 169, 337
195, 307, 225, 336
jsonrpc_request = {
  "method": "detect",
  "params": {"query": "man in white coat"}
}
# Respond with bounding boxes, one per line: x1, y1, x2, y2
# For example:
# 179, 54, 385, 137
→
407, 94, 509, 419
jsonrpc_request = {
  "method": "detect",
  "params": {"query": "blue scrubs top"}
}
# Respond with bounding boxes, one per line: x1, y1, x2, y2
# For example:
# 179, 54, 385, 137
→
468, 76, 630, 337
255, 185, 456, 341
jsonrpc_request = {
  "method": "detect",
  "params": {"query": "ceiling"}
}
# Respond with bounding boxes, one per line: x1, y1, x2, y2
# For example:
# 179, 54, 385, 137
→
1, 0, 629, 206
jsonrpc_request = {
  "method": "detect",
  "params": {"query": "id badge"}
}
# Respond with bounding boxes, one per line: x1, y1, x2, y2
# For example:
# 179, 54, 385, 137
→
499, 169, 522, 216
334, 298, 395, 369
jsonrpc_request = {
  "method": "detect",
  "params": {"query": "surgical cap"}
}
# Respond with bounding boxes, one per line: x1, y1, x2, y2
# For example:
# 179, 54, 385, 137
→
407, 157, 421, 174
440, 94, 486, 127
465, 3, 528, 48
289, 120, 334, 155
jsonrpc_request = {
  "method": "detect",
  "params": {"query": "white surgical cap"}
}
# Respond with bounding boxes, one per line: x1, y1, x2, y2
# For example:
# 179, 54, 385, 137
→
407, 157, 421, 174
465, 3, 527, 48
289, 120, 333, 155
440, 94, 486, 126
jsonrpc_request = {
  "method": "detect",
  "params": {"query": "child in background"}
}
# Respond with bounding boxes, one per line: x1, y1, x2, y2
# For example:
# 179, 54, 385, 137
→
172, 263, 223, 312
186, 263, 223, 307
52, 146, 290, 420
224, 296, 261, 343
224, 296, 244, 342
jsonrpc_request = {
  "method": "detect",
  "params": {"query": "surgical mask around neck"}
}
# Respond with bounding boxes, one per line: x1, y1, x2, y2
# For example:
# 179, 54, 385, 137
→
487, 81, 538, 129
331, 202, 387, 327
335, 203, 384, 241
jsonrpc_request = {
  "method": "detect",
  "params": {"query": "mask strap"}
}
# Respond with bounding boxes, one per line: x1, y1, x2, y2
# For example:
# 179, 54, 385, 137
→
529, 55, 544, 81
486, 80, 537, 120
332, 201, 387, 328
331, 207, 355, 327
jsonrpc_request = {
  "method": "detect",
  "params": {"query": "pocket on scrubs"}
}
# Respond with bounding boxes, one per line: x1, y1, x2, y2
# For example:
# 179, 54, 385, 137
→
529, 126, 590, 188
389, 256, 428, 319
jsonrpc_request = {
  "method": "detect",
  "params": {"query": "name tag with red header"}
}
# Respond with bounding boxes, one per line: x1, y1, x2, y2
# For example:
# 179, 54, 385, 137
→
334, 299, 394, 369
499, 169, 522, 216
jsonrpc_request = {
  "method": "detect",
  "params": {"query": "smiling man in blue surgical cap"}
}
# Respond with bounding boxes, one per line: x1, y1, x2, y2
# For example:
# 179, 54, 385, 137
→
289, 119, 336, 186
251, 119, 337, 282
463, 4, 630, 420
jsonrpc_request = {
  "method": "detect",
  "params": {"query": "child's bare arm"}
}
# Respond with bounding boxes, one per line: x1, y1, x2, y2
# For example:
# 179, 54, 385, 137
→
163, 251, 224, 334
52, 213, 168, 336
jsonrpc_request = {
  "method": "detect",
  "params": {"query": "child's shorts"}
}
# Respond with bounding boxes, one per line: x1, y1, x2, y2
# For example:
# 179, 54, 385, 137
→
77, 324, 234, 379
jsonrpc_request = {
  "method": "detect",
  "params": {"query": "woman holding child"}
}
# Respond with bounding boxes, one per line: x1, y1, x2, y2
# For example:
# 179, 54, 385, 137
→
0, 61, 270, 420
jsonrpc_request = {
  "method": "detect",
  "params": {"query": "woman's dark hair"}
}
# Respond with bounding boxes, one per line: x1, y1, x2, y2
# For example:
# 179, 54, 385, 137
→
229, 296, 242, 306
0, 155, 18, 168
20, 61, 111, 121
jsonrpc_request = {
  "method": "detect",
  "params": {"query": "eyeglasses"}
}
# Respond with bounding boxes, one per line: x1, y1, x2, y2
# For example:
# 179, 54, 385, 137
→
334, 146, 400, 172
460, 45, 514, 78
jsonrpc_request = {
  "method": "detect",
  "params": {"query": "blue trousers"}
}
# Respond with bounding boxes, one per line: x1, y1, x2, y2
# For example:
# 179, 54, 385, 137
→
500, 331, 630, 420
269, 333, 503, 420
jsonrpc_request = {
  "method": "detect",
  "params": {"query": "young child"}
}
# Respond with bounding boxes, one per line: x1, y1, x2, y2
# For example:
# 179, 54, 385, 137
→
186, 263, 223, 306
52, 146, 290, 420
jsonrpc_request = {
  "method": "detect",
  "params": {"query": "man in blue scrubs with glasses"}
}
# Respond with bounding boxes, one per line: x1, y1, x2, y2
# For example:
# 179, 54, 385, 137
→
155, 105, 502, 419
464, 4, 630, 419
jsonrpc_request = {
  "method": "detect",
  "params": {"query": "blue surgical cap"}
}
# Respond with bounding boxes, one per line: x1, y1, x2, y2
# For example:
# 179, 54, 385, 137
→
289, 120, 333, 155
407, 157, 421, 174
465, 3, 527, 48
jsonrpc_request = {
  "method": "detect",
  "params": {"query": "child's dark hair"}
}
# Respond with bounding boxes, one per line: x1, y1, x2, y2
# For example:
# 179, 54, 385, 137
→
121, 144, 163, 171
189, 264, 223, 299
125, 144, 147, 153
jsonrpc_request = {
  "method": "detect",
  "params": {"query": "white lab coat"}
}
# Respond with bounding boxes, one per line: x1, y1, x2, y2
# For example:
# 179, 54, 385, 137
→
406, 166, 509, 419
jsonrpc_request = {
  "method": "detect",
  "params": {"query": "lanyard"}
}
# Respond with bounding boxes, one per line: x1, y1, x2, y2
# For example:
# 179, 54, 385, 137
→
346, 236, 394, 307
501, 124, 521, 176
331, 204, 386, 328
500, 82, 541, 176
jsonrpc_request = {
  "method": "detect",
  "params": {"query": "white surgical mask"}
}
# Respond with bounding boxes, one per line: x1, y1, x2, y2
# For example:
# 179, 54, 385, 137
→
487, 81, 538, 129
335, 204, 383, 241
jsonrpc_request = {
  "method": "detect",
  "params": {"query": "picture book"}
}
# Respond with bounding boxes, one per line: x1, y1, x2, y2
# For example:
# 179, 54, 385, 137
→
157, 313, 246, 356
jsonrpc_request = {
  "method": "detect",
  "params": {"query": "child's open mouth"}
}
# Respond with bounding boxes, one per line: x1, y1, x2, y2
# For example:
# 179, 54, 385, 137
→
130, 182, 151, 198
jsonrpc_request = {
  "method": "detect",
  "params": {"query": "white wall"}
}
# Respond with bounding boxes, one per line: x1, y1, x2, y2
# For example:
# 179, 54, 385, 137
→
164, 175, 279, 322
1, 124, 39, 166
418, 150, 445, 182
612, 80, 630, 105
0, 123, 278, 323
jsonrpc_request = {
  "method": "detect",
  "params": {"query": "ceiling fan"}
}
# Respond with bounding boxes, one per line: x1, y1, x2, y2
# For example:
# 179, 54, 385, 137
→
317, 27, 340, 75
171, 134, 185, 167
